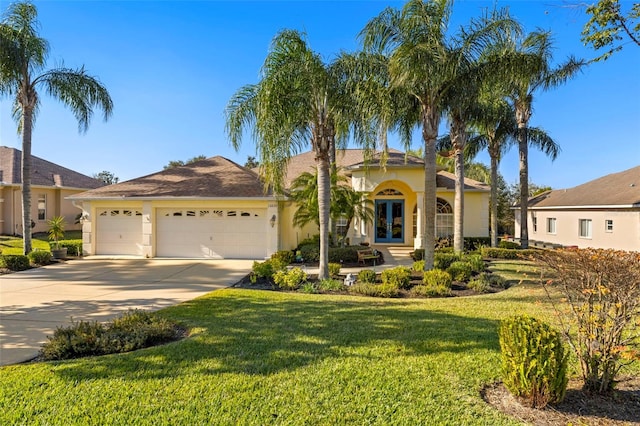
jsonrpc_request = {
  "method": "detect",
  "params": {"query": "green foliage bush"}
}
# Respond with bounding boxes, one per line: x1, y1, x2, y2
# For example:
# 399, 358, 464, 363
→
412, 260, 425, 272
463, 254, 485, 273
380, 266, 411, 289
357, 269, 376, 284
271, 250, 294, 265
328, 262, 341, 277
40, 309, 182, 361
411, 283, 451, 297
297, 234, 320, 248
299, 282, 318, 294
480, 247, 537, 259
252, 260, 274, 279
447, 261, 473, 282
328, 247, 360, 263
273, 267, 307, 290
434, 252, 461, 270
0, 255, 30, 271
58, 240, 83, 256
28, 250, 52, 265
349, 282, 399, 298
467, 275, 491, 293
318, 279, 345, 292
464, 237, 491, 251
298, 245, 319, 262
498, 240, 520, 249
499, 315, 568, 408
422, 269, 452, 288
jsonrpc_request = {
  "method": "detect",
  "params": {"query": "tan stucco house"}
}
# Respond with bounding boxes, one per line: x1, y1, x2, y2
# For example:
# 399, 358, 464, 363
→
0, 146, 103, 236
69, 149, 490, 258
515, 165, 640, 252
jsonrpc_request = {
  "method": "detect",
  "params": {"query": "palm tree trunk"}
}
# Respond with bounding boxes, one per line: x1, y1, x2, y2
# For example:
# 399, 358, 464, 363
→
21, 107, 34, 255
422, 106, 439, 270
316, 155, 331, 280
490, 152, 499, 248
451, 118, 465, 254
518, 125, 529, 249
329, 137, 337, 247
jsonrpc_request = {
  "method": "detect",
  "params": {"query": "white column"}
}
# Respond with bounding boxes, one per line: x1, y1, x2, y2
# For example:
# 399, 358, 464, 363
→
414, 192, 424, 249
81, 202, 92, 255
267, 202, 278, 258
141, 201, 153, 258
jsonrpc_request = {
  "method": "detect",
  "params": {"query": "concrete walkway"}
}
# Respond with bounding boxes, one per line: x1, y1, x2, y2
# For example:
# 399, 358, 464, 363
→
0, 258, 252, 366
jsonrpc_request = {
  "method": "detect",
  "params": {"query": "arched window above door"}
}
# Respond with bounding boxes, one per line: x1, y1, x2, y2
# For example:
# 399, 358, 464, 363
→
376, 189, 403, 196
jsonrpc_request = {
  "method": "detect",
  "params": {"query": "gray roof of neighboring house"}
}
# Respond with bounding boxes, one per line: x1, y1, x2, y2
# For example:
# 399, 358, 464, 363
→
528, 165, 640, 208
0, 146, 103, 189
70, 156, 273, 199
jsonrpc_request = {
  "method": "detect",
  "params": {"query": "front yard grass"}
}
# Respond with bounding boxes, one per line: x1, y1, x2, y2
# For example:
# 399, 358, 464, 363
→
1, 260, 636, 425
0, 231, 81, 255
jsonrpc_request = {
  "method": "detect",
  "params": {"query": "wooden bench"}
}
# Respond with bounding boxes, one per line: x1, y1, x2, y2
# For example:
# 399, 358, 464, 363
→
357, 248, 380, 265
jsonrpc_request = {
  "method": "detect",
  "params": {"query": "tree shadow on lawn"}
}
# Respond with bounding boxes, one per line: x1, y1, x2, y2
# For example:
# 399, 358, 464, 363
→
53, 291, 501, 382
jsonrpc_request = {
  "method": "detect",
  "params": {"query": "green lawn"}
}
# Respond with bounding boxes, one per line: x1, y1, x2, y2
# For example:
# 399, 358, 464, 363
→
0, 261, 636, 425
0, 231, 81, 255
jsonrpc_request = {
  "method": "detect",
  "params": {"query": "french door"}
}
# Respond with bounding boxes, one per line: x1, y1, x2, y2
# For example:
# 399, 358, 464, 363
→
375, 200, 404, 243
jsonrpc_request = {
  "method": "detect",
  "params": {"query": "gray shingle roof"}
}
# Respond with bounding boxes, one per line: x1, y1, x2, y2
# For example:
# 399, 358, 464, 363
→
70, 156, 272, 199
0, 146, 103, 189
529, 165, 640, 208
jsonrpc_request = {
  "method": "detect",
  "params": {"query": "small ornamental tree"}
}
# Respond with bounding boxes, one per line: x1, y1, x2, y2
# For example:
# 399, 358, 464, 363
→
538, 248, 640, 394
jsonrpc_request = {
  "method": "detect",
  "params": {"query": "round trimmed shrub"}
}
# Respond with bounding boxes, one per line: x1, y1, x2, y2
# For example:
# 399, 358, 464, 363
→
28, 250, 52, 265
422, 269, 452, 288
357, 269, 376, 284
447, 261, 473, 282
381, 266, 411, 289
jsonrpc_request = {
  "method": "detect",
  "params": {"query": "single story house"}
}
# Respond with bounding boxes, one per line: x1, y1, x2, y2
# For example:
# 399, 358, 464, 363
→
514, 165, 640, 252
69, 149, 490, 259
0, 146, 104, 235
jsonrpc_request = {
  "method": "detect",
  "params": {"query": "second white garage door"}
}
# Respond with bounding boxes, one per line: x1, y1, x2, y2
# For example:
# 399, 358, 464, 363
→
156, 208, 268, 259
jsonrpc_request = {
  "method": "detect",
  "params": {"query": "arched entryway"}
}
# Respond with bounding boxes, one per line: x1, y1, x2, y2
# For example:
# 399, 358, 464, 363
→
374, 188, 405, 243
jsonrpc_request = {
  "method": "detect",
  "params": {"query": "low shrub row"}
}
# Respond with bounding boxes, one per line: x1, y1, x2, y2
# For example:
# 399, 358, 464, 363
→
0, 254, 30, 271
50, 240, 83, 256
39, 309, 184, 361
480, 247, 538, 259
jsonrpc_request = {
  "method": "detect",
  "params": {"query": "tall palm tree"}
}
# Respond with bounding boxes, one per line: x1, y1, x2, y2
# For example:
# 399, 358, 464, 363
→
467, 96, 559, 247
0, 2, 113, 254
226, 30, 375, 280
361, 0, 517, 267
500, 30, 584, 248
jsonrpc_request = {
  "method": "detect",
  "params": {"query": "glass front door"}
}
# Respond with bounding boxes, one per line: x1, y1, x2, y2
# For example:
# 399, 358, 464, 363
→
375, 200, 404, 243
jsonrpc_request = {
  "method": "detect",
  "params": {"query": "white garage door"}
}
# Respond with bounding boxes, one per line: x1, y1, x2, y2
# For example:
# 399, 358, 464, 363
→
156, 208, 268, 259
96, 209, 143, 255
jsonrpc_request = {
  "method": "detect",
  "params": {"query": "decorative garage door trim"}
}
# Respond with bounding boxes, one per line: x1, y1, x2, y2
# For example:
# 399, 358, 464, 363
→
156, 208, 268, 259
96, 208, 143, 256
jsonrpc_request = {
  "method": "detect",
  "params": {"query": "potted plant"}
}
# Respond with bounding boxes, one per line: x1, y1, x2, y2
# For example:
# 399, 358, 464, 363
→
48, 216, 67, 259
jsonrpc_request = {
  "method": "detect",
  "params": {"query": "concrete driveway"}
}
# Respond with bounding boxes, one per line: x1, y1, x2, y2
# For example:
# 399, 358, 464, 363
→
0, 258, 252, 366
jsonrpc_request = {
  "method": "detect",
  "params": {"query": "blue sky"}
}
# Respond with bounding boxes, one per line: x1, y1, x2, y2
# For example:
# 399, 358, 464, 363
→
0, 0, 638, 189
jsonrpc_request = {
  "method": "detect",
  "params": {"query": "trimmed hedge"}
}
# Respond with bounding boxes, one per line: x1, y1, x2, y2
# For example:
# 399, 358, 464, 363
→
297, 245, 375, 264
480, 247, 538, 259
50, 240, 83, 256
0, 255, 30, 271
28, 250, 53, 265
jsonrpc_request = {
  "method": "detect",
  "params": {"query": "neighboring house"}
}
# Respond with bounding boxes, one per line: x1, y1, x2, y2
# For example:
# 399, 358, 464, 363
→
0, 146, 104, 236
514, 165, 640, 252
69, 149, 490, 259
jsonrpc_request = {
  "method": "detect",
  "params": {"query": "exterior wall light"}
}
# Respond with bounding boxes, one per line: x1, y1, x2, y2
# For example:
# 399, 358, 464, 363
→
270, 214, 276, 228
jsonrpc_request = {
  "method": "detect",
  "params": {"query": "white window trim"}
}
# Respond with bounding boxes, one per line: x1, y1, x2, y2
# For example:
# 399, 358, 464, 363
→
546, 217, 556, 235
605, 219, 613, 233
579, 219, 592, 239
37, 194, 47, 221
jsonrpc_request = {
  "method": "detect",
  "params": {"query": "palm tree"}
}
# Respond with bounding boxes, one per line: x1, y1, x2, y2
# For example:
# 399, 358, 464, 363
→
467, 96, 559, 247
289, 169, 373, 246
500, 30, 584, 248
361, 0, 517, 267
226, 30, 375, 280
0, 2, 113, 254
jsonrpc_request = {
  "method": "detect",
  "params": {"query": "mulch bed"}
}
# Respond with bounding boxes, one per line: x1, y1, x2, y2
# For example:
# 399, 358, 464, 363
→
232, 267, 504, 298
482, 377, 640, 425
